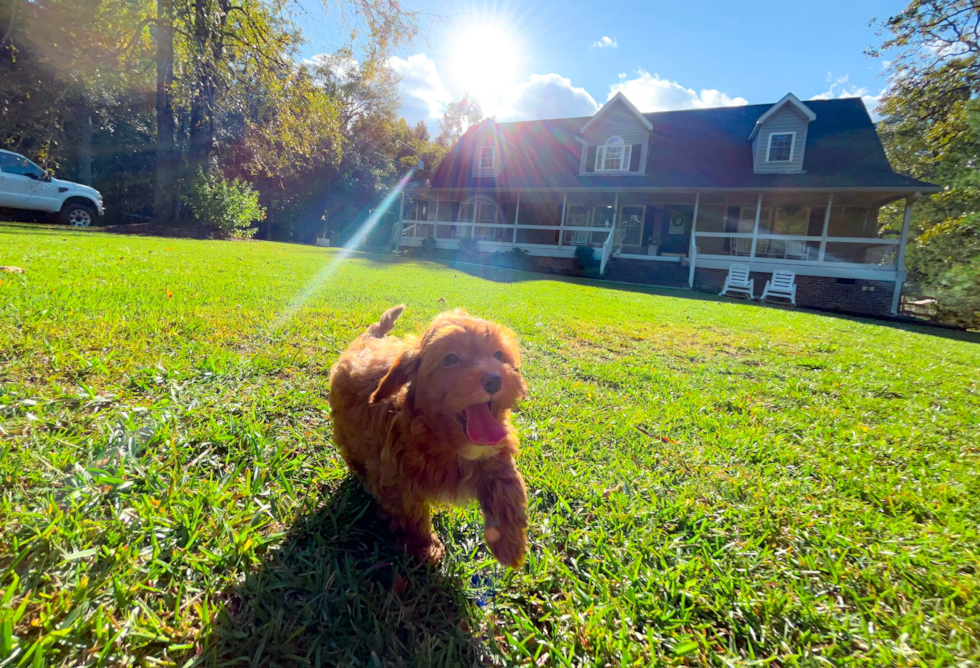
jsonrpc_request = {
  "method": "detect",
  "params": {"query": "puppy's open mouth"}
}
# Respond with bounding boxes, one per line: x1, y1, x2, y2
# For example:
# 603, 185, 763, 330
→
455, 400, 506, 445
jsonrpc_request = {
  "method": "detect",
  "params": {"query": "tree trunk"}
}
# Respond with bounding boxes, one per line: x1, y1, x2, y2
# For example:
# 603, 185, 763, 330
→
154, 0, 176, 224
188, 0, 229, 174
78, 109, 93, 185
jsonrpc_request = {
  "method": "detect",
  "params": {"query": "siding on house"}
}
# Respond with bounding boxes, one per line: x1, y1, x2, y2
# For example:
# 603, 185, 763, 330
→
753, 105, 810, 174
579, 100, 650, 174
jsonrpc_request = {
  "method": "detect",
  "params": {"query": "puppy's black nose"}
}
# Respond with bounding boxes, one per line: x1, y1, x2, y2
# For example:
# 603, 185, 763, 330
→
482, 373, 502, 395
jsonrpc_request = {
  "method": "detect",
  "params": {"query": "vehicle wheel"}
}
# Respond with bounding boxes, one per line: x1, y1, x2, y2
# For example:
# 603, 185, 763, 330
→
61, 203, 95, 227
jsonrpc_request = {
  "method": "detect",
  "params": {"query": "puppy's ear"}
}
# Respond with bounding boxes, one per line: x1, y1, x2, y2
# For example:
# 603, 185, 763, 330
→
369, 349, 420, 404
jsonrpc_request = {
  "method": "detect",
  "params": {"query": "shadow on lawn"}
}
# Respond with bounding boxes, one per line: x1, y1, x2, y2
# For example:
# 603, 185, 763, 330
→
195, 478, 484, 667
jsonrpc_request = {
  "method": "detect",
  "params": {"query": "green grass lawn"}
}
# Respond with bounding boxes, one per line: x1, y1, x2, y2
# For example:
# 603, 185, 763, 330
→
2, 222, 979, 667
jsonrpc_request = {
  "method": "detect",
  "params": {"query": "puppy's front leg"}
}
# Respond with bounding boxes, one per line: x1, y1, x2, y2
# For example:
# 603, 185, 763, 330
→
379, 489, 445, 563
477, 457, 528, 568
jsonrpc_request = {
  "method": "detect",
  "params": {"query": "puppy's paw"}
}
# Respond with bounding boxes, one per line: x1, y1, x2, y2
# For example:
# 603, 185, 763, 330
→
485, 525, 527, 569
405, 533, 445, 565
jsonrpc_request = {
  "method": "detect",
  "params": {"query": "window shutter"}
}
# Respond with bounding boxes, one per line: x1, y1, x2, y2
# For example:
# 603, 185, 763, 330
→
585, 146, 597, 173
629, 144, 642, 171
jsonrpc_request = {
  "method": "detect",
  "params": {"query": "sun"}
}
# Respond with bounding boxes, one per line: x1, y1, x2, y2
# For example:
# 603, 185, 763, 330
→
447, 18, 522, 116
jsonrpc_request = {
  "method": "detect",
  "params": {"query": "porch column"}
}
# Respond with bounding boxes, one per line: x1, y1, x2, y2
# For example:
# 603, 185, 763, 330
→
818, 193, 833, 263
433, 192, 440, 239
513, 193, 520, 244
557, 193, 567, 248
749, 194, 762, 258
890, 196, 915, 315
688, 193, 700, 288
395, 191, 405, 245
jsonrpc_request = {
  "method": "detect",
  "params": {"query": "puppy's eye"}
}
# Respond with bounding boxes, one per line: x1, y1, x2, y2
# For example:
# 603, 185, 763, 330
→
494, 351, 504, 361
443, 353, 459, 366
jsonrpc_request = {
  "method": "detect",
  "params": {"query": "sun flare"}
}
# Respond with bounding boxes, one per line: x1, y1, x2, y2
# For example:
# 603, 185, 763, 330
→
448, 19, 522, 115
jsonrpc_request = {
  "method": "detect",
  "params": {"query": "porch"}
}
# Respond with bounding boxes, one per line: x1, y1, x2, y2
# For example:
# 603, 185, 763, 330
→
395, 188, 917, 315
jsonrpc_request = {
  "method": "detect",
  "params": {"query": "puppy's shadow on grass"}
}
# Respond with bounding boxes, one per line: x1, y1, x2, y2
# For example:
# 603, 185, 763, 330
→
197, 477, 484, 667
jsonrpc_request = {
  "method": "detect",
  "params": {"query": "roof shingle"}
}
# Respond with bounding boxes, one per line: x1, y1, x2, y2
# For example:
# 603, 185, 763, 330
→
430, 98, 937, 191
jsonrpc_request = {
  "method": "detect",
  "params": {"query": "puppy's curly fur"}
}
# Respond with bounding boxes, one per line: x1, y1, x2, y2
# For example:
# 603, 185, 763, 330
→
329, 305, 529, 567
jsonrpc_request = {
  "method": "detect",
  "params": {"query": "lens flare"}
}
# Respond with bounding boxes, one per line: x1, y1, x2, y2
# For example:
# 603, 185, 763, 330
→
267, 168, 416, 334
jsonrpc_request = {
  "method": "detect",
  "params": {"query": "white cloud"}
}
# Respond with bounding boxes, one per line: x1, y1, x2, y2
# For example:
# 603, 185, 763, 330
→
591, 36, 618, 49
503, 73, 600, 121
387, 54, 452, 131
305, 53, 359, 82
608, 70, 747, 111
813, 73, 885, 119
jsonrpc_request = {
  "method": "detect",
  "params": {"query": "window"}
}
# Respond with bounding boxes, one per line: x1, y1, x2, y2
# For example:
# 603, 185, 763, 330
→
595, 136, 632, 172
738, 206, 771, 232
479, 146, 495, 170
477, 201, 497, 223
620, 206, 644, 246
0, 152, 45, 179
772, 206, 811, 235
766, 133, 795, 162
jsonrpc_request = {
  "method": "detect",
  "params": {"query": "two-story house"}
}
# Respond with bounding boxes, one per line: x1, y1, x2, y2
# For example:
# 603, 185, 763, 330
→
395, 92, 938, 316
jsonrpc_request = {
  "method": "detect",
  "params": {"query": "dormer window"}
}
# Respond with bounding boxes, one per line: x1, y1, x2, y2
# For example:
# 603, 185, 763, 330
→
766, 132, 795, 162
479, 146, 495, 170
596, 136, 632, 172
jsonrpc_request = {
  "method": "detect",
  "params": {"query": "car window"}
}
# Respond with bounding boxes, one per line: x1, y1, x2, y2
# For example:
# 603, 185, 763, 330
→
0, 153, 45, 179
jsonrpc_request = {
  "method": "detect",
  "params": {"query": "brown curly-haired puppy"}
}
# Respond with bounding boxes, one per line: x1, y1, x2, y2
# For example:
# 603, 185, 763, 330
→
329, 305, 529, 567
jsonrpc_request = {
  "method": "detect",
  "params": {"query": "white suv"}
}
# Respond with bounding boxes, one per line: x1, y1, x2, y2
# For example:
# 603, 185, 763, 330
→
0, 149, 104, 227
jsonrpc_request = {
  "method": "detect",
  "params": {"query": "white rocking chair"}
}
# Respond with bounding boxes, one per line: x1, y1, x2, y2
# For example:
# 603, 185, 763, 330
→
760, 270, 798, 305
719, 263, 755, 300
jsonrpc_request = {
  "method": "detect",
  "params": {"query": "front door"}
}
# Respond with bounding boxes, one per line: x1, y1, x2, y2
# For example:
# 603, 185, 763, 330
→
660, 205, 694, 254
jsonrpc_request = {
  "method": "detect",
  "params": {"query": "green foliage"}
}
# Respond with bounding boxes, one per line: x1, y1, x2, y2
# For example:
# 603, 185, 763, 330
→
455, 230, 480, 257
437, 94, 484, 147
574, 244, 599, 273
181, 171, 264, 237
490, 247, 530, 269
2, 226, 979, 665
872, 2, 980, 325
906, 213, 980, 327
417, 236, 437, 257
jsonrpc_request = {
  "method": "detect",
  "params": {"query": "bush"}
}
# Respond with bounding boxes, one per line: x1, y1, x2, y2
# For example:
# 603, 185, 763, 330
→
507, 246, 530, 269
574, 245, 599, 274
418, 236, 437, 257
181, 171, 265, 238
456, 232, 479, 258
906, 214, 980, 328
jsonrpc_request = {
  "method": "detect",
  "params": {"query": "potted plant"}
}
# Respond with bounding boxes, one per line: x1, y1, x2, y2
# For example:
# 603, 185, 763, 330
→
646, 236, 661, 256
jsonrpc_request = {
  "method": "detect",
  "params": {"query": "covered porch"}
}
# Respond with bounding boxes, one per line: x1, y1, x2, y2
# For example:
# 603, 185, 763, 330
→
395, 187, 918, 314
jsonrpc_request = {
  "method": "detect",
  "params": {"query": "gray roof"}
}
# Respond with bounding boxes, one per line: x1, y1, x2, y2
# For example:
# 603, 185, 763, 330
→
430, 98, 938, 192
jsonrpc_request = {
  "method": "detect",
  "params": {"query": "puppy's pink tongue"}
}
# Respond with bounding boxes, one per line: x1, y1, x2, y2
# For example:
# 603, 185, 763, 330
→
464, 403, 507, 445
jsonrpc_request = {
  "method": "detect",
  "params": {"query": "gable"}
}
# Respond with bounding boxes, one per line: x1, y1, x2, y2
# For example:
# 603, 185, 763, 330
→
428, 98, 937, 191
753, 104, 810, 174
579, 97, 651, 174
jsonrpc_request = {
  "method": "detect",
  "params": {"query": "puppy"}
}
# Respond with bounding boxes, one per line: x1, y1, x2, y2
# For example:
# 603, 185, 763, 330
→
329, 305, 528, 568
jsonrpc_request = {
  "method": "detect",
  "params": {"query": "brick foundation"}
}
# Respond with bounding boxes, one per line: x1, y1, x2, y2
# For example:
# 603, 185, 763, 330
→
602, 258, 689, 287
693, 268, 895, 316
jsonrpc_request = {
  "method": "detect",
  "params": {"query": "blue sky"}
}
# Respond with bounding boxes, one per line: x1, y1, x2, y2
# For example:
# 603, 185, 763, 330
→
291, 0, 904, 132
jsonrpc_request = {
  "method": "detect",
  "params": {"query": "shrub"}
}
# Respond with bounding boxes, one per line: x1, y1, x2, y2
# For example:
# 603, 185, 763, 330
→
456, 232, 479, 258
906, 214, 980, 328
418, 236, 437, 257
508, 246, 530, 269
574, 245, 598, 273
181, 170, 264, 238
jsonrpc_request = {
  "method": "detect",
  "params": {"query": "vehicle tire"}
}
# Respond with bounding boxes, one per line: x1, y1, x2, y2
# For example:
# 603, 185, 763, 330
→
60, 202, 95, 227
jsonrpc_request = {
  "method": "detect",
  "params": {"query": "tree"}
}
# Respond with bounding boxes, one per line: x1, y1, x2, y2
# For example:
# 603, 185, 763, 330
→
437, 94, 483, 147
871, 0, 980, 325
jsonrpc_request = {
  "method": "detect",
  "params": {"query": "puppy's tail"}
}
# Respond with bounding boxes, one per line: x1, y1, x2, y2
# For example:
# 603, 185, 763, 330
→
367, 304, 405, 337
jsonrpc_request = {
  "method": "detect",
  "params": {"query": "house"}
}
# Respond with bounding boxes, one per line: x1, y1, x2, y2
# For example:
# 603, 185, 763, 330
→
395, 92, 939, 316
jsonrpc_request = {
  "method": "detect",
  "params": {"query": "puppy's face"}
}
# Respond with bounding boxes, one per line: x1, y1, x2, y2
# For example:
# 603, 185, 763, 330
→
372, 311, 526, 446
